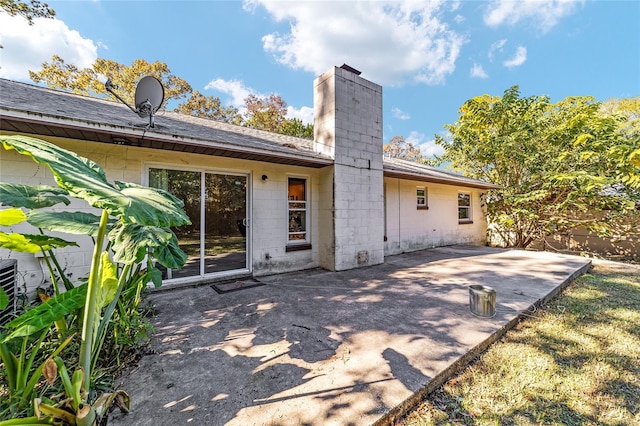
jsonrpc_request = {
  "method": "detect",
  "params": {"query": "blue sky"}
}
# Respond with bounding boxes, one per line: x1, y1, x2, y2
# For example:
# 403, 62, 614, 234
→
1, 0, 638, 158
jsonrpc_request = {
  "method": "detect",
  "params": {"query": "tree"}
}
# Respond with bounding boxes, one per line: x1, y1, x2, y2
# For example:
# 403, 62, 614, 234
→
174, 90, 243, 124
0, 0, 55, 24
30, 56, 192, 106
599, 97, 640, 188
279, 117, 314, 139
29, 55, 317, 139
383, 135, 424, 162
433, 86, 638, 248
243, 93, 287, 133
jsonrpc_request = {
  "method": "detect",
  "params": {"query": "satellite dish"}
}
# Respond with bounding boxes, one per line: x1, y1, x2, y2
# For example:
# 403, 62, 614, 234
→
134, 76, 164, 118
105, 76, 165, 128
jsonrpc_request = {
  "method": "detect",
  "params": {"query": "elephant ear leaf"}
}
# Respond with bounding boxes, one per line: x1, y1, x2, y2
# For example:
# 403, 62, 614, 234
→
114, 181, 190, 228
28, 210, 105, 236
151, 230, 187, 270
2, 136, 190, 227
2, 285, 87, 342
1, 135, 130, 216
0, 232, 78, 253
0, 183, 70, 209
148, 267, 163, 289
0, 208, 27, 226
109, 222, 186, 268
97, 252, 118, 309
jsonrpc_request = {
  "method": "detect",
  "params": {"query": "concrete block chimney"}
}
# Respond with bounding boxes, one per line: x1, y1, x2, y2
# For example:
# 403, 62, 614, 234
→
313, 65, 385, 271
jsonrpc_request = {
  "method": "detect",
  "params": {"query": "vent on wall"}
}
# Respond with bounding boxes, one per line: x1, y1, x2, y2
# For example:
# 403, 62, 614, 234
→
0, 259, 17, 325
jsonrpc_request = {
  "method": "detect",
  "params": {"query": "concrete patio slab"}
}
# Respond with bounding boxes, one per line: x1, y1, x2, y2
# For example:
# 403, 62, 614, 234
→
108, 245, 591, 426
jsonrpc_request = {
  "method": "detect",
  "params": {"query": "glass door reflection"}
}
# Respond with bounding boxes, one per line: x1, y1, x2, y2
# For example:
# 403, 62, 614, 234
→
149, 168, 248, 281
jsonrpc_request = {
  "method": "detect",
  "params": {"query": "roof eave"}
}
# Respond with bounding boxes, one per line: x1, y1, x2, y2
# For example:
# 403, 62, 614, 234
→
383, 169, 501, 190
0, 109, 334, 169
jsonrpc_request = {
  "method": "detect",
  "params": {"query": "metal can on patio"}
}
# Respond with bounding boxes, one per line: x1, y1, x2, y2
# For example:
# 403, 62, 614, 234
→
469, 284, 496, 318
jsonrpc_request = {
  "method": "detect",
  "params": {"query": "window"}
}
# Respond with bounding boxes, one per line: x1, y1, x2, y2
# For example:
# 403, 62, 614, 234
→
417, 187, 428, 209
458, 192, 472, 223
288, 177, 308, 244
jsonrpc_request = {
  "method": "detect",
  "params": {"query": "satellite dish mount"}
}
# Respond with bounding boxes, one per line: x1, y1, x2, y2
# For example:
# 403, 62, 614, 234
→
105, 76, 165, 128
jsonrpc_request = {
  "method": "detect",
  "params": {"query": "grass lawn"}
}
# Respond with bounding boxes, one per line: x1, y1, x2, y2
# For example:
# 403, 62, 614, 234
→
397, 261, 640, 426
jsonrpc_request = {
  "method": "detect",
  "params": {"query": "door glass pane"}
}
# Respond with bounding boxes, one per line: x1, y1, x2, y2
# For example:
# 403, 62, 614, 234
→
204, 174, 247, 274
149, 168, 201, 279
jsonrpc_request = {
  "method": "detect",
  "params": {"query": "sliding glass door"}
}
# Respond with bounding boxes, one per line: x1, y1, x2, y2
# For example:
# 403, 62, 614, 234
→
149, 167, 248, 281
204, 173, 247, 274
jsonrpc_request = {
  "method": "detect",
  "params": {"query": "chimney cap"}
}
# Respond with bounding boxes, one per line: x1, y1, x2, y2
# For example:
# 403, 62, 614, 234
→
339, 64, 361, 75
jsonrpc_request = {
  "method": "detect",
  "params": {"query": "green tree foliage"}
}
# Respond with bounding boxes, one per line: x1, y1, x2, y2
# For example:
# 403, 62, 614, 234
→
29, 56, 192, 106
242, 93, 315, 138
29, 55, 313, 137
173, 90, 242, 124
243, 93, 288, 132
383, 135, 424, 162
0, 0, 55, 24
433, 86, 639, 248
599, 96, 640, 188
279, 117, 314, 139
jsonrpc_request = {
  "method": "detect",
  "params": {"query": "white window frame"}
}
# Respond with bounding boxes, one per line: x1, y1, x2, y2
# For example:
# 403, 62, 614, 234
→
416, 187, 428, 209
287, 176, 310, 246
458, 192, 472, 223
144, 162, 253, 281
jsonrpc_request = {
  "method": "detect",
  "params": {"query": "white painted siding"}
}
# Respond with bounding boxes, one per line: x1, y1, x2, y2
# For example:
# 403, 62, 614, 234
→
313, 67, 385, 271
383, 177, 487, 256
1, 133, 326, 294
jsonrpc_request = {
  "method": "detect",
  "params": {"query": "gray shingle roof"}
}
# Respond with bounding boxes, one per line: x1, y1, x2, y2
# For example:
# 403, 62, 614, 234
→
1, 78, 498, 189
383, 156, 500, 189
0, 78, 331, 167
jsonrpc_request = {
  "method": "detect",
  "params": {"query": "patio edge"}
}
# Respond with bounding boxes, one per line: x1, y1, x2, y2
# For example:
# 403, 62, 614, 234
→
373, 259, 593, 426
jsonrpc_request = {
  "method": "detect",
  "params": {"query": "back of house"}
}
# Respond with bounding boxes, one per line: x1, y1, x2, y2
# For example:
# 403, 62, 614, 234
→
0, 65, 498, 301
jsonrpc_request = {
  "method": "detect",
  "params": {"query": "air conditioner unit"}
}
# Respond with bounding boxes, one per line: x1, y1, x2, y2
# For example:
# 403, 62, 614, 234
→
0, 259, 18, 326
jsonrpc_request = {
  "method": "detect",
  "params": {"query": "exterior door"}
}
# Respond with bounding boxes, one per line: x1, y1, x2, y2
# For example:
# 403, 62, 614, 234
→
149, 167, 248, 281
203, 173, 247, 274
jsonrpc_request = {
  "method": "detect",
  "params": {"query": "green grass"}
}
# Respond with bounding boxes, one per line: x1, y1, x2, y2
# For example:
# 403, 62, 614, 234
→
397, 261, 640, 426
179, 235, 246, 256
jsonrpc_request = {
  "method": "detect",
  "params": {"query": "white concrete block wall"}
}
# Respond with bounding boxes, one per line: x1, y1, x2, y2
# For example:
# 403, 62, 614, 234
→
3, 64, 492, 294
383, 177, 487, 256
316, 166, 335, 270
2, 133, 326, 295
250, 167, 322, 276
313, 71, 337, 158
1, 138, 111, 297
314, 66, 385, 271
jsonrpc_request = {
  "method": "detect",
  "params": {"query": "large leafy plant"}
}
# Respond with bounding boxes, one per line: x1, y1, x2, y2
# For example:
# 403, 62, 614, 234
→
0, 135, 189, 423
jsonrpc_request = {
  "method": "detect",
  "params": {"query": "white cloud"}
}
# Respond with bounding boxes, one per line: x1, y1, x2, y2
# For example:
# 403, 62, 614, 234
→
406, 131, 444, 158
0, 14, 97, 81
470, 63, 488, 79
484, 0, 584, 32
449, 1, 462, 12
504, 46, 527, 68
205, 78, 313, 122
392, 107, 410, 121
204, 78, 255, 107
245, 0, 466, 86
287, 105, 314, 125
488, 39, 507, 60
